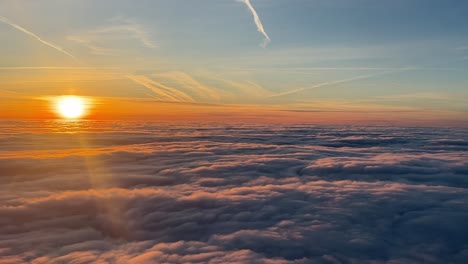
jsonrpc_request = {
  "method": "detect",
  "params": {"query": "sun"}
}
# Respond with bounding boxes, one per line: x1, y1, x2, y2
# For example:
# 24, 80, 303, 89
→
55, 96, 88, 119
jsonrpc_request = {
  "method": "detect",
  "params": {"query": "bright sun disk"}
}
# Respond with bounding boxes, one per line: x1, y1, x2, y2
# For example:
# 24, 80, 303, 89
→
55, 96, 87, 119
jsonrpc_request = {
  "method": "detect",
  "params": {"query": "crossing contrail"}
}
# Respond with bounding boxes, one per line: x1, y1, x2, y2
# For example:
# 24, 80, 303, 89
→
269, 70, 408, 98
0, 15, 78, 61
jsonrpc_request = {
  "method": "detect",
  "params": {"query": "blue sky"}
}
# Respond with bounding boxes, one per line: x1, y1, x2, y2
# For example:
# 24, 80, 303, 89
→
1, 0, 467, 121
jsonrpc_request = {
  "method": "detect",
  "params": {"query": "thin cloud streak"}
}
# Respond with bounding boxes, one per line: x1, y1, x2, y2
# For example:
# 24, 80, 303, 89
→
0, 67, 120, 71
226, 67, 462, 72
0, 15, 78, 62
0, 89, 24, 96
153, 72, 222, 101
67, 17, 157, 56
241, 0, 271, 48
126, 75, 195, 103
269, 70, 406, 98
268, 56, 468, 98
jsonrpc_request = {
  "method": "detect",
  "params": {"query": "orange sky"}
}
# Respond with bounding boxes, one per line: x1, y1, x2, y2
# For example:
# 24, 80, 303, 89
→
1, 93, 467, 127
1, 1, 467, 127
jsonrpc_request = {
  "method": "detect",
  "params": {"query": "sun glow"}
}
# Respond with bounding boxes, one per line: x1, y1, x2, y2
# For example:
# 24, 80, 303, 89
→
54, 96, 88, 119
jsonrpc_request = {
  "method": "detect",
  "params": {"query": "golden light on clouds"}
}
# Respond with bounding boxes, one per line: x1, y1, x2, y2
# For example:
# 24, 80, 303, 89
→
54, 96, 90, 119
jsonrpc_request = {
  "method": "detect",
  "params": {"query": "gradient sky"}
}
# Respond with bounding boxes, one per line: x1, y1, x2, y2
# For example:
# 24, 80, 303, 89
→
1, 0, 468, 124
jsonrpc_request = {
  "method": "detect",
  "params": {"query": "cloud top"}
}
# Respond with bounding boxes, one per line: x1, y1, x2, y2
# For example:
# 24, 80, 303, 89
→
1, 122, 468, 263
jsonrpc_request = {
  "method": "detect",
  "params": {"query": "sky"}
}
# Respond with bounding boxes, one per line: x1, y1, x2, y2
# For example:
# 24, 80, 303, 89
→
1, 0, 468, 125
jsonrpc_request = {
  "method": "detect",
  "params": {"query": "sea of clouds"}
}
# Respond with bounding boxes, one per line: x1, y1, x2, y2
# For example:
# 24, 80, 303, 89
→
1, 121, 467, 264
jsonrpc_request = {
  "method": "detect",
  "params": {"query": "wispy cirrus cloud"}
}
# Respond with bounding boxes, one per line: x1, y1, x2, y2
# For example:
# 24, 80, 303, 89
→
210, 75, 273, 99
240, 0, 271, 48
130, 71, 273, 104
153, 71, 223, 101
0, 15, 78, 61
126, 75, 195, 103
68, 17, 156, 56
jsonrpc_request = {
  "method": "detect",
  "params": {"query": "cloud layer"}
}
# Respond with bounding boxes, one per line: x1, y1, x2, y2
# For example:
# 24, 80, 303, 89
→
1, 121, 468, 263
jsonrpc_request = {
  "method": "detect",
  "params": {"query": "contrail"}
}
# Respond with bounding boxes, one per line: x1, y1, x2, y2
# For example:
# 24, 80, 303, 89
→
126, 75, 195, 103
0, 16, 199, 103
0, 15, 78, 61
241, 0, 271, 47
269, 70, 407, 98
